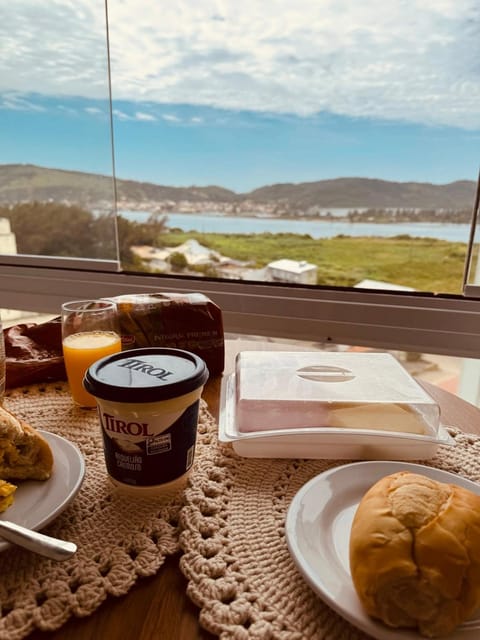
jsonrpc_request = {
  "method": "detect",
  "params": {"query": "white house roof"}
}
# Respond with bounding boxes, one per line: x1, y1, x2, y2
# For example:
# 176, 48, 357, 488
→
355, 279, 415, 291
267, 259, 317, 274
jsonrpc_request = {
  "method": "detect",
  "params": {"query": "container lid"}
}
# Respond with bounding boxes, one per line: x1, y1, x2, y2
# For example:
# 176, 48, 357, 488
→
234, 351, 440, 435
219, 372, 453, 461
83, 347, 209, 402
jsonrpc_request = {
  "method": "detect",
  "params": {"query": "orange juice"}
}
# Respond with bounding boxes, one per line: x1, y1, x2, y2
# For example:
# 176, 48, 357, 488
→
63, 331, 121, 407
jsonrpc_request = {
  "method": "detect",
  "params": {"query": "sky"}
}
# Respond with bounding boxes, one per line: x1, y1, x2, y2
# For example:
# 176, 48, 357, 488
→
1, 0, 479, 193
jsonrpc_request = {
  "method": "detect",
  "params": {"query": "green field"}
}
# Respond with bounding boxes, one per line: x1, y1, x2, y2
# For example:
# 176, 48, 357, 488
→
160, 230, 468, 294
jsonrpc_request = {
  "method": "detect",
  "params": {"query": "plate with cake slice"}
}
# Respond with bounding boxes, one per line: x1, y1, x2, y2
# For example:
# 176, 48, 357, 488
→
0, 406, 85, 552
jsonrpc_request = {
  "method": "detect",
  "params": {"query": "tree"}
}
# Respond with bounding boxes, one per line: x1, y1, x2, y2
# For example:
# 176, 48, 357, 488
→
2, 202, 109, 258
0, 203, 168, 268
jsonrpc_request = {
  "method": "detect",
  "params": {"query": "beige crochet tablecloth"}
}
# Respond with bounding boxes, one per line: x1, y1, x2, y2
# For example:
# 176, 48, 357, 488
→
179, 426, 480, 640
2, 382, 480, 640
0, 381, 217, 640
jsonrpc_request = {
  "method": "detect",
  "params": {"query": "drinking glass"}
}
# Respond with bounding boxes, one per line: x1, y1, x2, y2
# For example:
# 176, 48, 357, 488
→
61, 300, 121, 408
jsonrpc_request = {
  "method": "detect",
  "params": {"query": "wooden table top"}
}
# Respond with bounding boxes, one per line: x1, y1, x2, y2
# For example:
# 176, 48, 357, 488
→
29, 339, 480, 640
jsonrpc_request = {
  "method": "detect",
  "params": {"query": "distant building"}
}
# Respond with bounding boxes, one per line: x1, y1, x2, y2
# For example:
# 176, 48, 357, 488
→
0, 218, 33, 324
267, 259, 318, 285
0, 218, 17, 254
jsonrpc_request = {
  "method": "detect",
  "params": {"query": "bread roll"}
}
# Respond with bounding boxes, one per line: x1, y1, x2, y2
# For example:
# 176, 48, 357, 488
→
0, 406, 53, 481
349, 471, 480, 637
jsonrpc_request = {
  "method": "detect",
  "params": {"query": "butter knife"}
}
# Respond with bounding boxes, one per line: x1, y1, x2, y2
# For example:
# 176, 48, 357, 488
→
0, 520, 77, 561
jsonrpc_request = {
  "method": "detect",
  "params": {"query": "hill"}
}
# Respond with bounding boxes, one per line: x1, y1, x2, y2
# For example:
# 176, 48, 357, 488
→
247, 177, 476, 209
0, 164, 475, 211
0, 164, 238, 207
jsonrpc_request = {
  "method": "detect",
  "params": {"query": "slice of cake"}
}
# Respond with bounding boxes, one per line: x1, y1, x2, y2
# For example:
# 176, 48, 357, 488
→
0, 405, 53, 481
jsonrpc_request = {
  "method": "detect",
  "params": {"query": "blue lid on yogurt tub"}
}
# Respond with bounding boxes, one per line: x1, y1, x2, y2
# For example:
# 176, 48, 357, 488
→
84, 347, 209, 403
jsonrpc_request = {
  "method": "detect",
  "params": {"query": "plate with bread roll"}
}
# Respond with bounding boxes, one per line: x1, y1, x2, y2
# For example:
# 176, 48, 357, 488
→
0, 406, 85, 552
285, 461, 480, 639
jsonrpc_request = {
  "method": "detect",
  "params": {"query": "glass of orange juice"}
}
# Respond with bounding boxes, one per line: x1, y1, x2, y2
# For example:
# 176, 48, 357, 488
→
61, 300, 122, 408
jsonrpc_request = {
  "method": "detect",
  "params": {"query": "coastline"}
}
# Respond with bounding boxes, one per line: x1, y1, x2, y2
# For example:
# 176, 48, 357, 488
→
121, 209, 471, 243
119, 207, 471, 224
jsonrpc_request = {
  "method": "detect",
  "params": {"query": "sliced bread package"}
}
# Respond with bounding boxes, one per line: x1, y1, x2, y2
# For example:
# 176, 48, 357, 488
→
104, 292, 224, 375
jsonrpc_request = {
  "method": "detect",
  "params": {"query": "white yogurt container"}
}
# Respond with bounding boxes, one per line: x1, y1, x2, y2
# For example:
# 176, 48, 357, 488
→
84, 347, 209, 496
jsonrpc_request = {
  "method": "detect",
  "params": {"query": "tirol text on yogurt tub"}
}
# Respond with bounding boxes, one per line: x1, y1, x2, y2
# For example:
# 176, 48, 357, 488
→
83, 347, 209, 495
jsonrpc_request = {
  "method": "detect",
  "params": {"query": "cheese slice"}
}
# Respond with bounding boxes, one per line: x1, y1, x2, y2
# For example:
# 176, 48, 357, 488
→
328, 403, 429, 434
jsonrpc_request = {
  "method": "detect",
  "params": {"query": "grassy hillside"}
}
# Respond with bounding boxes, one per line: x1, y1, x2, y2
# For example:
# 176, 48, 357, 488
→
0, 164, 238, 206
161, 230, 467, 294
0, 164, 115, 205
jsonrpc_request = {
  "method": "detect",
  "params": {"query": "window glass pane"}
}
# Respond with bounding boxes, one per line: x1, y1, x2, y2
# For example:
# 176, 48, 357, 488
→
1, 2, 478, 289
106, 0, 478, 292
462, 173, 480, 294
0, 1, 117, 261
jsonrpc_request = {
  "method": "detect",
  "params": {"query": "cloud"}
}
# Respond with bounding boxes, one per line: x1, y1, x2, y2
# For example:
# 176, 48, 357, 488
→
1, 0, 479, 128
85, 106, 103, 115
113, 109, 132, 120
112, 109, 159, 122
162, 114, 181, 123
57, 104, 78, 115
135, 111, 156, 121
0, 92, 45, 112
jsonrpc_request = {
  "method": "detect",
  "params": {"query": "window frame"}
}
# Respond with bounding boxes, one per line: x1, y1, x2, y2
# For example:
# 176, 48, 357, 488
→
2, 257, 480, 358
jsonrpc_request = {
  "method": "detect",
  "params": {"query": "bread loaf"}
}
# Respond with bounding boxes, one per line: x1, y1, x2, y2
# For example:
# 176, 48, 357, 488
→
4, 320, 66, 389
349, 471, 480, 637
0, 406, 53, 481
105, 292, 224, 375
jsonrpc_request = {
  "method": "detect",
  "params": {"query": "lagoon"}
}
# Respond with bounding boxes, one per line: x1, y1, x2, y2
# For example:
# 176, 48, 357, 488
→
121, 210, 471, 243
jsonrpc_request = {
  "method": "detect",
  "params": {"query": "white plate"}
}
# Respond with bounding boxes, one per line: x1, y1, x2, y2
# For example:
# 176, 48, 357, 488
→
285, 461, 480, 640
0, 430, 85, 552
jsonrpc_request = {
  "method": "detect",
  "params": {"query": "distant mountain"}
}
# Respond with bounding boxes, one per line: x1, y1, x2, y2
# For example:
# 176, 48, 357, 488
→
247, 177, 476, 209
0, 164, 237, 207
0, 164, 476, 211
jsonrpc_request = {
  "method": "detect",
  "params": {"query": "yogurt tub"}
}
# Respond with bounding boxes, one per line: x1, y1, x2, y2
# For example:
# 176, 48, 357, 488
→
84, 347, 209, 496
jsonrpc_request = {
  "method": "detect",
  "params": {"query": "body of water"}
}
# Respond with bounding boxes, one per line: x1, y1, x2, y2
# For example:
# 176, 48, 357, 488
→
121, 210, 471, 243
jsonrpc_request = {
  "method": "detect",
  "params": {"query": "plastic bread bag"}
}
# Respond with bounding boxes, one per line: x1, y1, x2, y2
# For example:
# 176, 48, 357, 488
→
104, 292, 224, 375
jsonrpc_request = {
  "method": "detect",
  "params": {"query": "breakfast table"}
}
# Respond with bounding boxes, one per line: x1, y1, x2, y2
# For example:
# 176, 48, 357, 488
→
2, 337, 480, 640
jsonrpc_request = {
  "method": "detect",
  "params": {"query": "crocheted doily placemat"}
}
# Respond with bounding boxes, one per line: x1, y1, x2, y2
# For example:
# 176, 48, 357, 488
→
0, 381, 217, 640
179, 427, 480, 640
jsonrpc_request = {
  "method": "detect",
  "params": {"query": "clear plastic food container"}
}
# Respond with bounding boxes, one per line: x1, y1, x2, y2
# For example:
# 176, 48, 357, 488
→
218, 351, 454, 460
